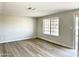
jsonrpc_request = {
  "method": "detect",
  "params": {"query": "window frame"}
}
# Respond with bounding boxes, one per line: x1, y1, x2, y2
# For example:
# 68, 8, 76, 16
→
43, 17, 59, 36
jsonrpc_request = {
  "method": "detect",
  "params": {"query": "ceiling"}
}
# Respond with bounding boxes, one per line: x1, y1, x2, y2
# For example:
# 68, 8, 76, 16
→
0, 2, 79, 17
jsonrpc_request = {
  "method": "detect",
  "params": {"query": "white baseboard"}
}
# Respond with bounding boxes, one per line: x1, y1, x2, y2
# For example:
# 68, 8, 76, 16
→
37, 36, 73, 48
0, 36, 36, 43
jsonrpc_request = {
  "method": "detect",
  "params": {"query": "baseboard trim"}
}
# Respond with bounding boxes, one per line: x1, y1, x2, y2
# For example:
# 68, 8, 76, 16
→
36, 37, 73, 49
0, 37, 36, 44
1, 37, 73, 49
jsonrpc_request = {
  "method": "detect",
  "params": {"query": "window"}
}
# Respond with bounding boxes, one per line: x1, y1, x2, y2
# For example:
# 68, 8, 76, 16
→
43, 18, 50, 35
51, 17, 59, 36
43, 17, 59, 36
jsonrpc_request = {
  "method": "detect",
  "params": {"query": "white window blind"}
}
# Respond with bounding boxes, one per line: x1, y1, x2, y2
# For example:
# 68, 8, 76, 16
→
43, 17, 59, 36
51, 17, 59, 36
43, 18, 50, 35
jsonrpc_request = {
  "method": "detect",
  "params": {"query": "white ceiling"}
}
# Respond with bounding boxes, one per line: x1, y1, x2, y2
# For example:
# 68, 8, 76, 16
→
0, 2, 79, 17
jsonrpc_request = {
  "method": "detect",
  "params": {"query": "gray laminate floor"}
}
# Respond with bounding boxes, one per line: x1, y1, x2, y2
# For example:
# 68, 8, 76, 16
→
0, 38, 76, 57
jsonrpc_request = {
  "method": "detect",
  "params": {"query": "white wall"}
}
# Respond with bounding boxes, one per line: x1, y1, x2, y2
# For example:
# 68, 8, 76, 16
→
0, 15, 3, 41
0, 3, 2, 15
0, 16, 36, 43
37, 11, 74, 48
78, 16, 79, 56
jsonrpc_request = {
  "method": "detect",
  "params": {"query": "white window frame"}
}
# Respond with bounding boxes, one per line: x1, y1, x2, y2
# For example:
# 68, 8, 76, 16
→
43, 17, 59, 36
50, 17, 59, 36
43, 18, 51, 35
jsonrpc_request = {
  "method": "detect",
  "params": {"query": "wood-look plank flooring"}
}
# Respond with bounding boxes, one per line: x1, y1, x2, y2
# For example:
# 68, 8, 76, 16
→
0, 38, 76, 57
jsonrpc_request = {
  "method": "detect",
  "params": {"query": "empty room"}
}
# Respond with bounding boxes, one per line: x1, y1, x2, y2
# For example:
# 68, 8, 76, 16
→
0, 2, 79, 57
